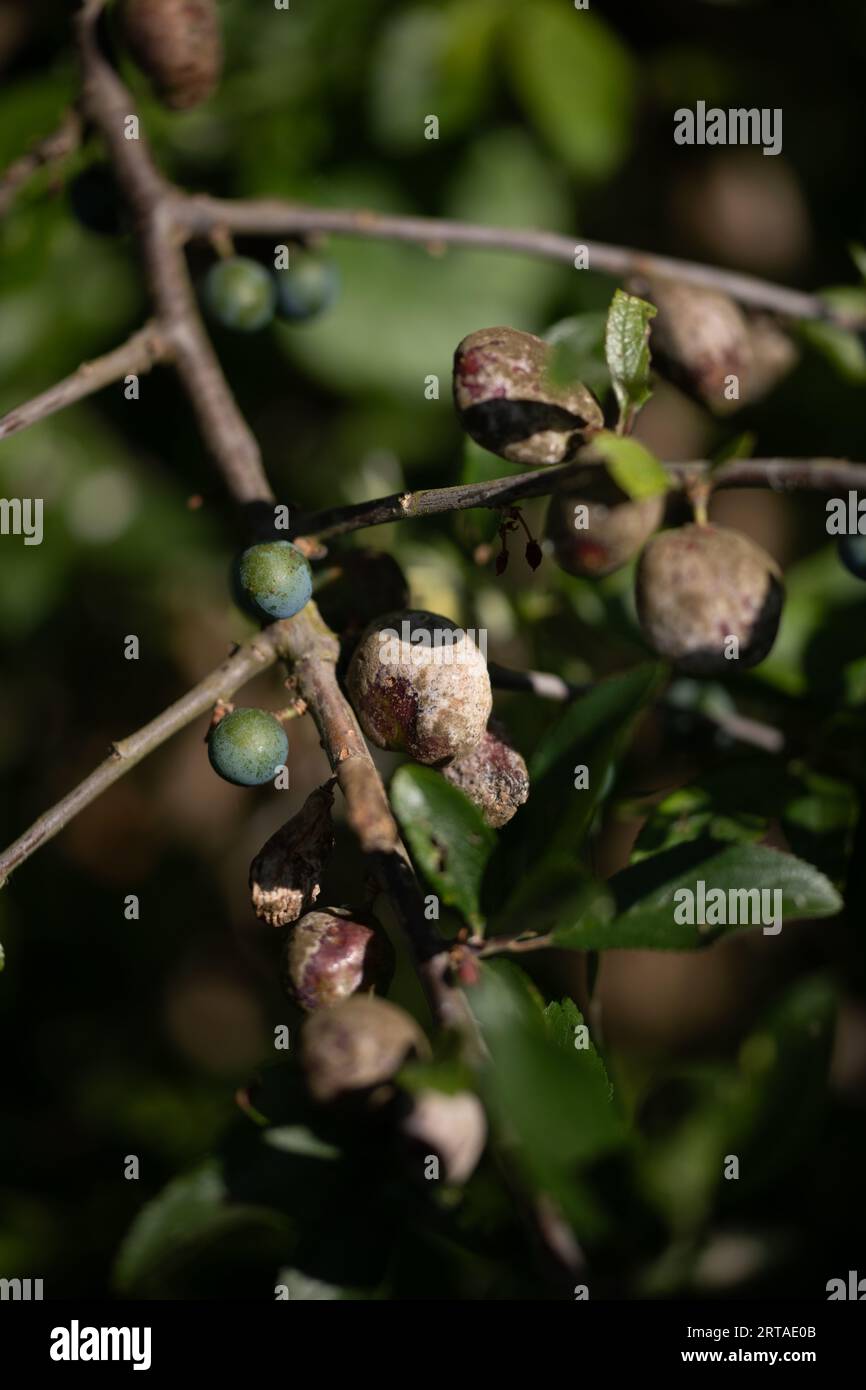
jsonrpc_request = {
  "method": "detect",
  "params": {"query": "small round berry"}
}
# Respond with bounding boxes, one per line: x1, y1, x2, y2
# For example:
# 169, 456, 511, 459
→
346, 610, 492, 764
203, 257, 277, 333
545, 471, 665, 578
274, 249, 339, 323
234, 540, 312, 621
635, 523, 783, 675
838, 534, 866, 580
207, 707, 288, 787
69, 164, 125, 237
442, 725, 529, 828
282, 907, 395, 1012
300, 995, 429, 1104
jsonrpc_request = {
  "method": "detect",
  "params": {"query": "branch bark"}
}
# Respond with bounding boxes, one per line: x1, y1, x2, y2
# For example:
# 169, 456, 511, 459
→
0, 106, 83, 219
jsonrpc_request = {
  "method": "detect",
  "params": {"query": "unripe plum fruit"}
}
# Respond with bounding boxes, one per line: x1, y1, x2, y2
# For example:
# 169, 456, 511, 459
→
346, 610, 492, 764
234, 540, 312, 621
545, 470, 665, 578
453, 326, 603, 466
282, 907, 395, 1012
300, 995, 429, 1104
838, 534, 866, 580
635, 523, 783, 675
203, 257, 277, 333
442, 725, 529, 828
275, 250, 340, 322
207, 707, 288, 787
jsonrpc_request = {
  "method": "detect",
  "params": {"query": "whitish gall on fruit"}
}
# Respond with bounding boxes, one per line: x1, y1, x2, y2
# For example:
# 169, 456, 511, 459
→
282, 907, 395, 1012
400, 1090, 487, 1185
453, 326, 603, 466
442, 724, 529, 828
121, 0, 222, 110
346, 610, 492, 764
545, 470, 665, 578
635, 524, 784, 674
300, 996, 429, 1103
249, 783, 335, 927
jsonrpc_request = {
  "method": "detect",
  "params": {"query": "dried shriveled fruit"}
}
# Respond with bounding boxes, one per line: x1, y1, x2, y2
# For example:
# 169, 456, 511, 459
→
545, 470, 665, 578
300, 996, 429, 1103
346, 610, 492, 764
442, 724, 529, 828
400, 1090, 487, 1185
249, 783, 335, 927
120, 0, 223, 110
282, 907, 395, 1012
636, 523, 783, 674
453, 326, 603, 466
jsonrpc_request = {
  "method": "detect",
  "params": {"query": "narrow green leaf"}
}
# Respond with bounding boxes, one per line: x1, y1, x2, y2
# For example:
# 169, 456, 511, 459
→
604, 289, 657, 428
849, 242, 866, 282
590, 430, 670, 500
544, 996, 613, 1098
391, 763, 496, 928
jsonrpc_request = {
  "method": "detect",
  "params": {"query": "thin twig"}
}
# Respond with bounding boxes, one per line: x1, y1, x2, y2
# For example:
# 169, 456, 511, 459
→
0, 324, 167, 440
0, 106, 83, 219
177, 195, 856, 328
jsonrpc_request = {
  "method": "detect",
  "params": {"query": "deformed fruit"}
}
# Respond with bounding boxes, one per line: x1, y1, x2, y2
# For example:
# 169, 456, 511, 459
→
300, 995, 429, 1103
249, 783, 335, 926
545, 469, 665, 578
234, 540, 312, 621
635, 523, 784, 674
120, 0, 223, 110
282, 907, 395, 1012
442, 724, 529, 828
346, 610, 492, 764
453, 326, 603, 466
207, 707, 288, 787
400, 1089, 487, 1185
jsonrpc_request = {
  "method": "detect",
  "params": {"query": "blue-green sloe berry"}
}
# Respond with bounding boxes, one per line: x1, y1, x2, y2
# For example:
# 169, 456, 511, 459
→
208, 708, 288, 787
274, 250, 339, 323
234, 540, 312, 621
203, 257, 277, 332
838, 535, 866, 580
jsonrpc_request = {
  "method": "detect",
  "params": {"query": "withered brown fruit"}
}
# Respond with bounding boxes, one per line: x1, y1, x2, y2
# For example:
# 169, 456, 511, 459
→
453, 326, 603, 465
282, 907, 395, 1012
545, 469, 665, 578
300, 996, 429, 1103
635, 523, 784, 674
442, 724, 529, 828
120, 0, 223, 110
249, 783, 335, 927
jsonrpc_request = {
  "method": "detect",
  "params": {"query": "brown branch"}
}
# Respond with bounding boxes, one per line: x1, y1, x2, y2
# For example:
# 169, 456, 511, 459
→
0, 106, 83, 219
177, 194, 855, 328
0, 323, 168, 441
0, 623, 290, 888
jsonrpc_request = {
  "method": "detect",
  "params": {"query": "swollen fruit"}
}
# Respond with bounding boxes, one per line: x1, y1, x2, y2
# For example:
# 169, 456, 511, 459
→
300, 996, 429, 1103
234, 540, 312, 621
545, 470, 665, 578
635, 524, 783, 675
400, 1090, 487, 1185
346, 610, 492, 764
442, 725, 529, 828
249, 783, 335, 926
275, 249, 339, 323
207, 707, 288, 787
282, 907, 395, 1012
453, 326, 603, 466
120, 0, 222, 110
838, 534, 866, 580
203, 258, 277, 333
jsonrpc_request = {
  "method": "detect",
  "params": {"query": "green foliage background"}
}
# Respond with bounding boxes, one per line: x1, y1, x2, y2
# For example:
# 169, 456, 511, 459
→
1, 0, 866, 1299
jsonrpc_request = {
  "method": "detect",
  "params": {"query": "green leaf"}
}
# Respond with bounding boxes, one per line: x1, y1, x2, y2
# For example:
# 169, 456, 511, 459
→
506, 2, 636, 182
604, 289, 657, 429
544, 996, 613, 1098
264, 1126, 341, 1161
555, 842, 842, 951
483, 664, 664, 911
849, 242, 866, 282
543, 313, 611, 396
391, 764, 496, 928
590, 431, 670, 500
276, 1267, 348, 1300
799, 318, 866, 383
493, 857, 615, 945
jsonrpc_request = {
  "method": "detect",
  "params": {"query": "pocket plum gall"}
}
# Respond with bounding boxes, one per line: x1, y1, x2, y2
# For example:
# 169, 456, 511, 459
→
346, 610, 492, 764
545, 470, 665, 578
442, 725, 529, 828
635, 524, 784, 675
203, 258, 277, 333
207, 707, 288, 787
274, 250, 340, 323
249, 783, 335, 927
453, 326, 603, 466
282, 907, 395, 1012
120, 0, 223, 110
300, 995, 429, 1104
234, 540, 312, 621
400, 1090, 487, 1185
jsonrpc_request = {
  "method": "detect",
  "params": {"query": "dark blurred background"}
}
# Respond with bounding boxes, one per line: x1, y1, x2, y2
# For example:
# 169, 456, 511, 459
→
1, 0, 866, 1298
